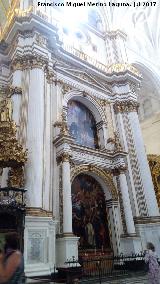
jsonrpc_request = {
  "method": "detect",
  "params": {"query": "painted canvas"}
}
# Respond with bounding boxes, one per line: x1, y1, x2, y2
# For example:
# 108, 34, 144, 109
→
67, 101, 99, 149
72, 174, 111, 250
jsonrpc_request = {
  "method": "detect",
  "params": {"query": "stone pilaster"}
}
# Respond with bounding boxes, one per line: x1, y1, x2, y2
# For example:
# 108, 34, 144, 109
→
61, 153, 73, 234
118, 171, 136, 235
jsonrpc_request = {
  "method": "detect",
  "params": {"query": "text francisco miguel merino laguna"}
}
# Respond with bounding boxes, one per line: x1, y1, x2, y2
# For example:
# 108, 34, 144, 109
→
37, 1, 141, 7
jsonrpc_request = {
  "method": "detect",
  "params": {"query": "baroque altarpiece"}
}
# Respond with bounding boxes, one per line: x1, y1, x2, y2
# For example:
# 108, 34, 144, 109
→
0, 0, 160, 277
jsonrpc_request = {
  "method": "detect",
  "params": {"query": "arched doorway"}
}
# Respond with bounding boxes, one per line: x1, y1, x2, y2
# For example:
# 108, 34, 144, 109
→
72, 173, 111, 251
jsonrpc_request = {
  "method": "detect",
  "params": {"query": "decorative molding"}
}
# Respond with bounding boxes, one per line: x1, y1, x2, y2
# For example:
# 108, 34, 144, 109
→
70, 144, 126, 171
134, 216, 160, 225
55, 60, 112, 94
26, 207, 53, 217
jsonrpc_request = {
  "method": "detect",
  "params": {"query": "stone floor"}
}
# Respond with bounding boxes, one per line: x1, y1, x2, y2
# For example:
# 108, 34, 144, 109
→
26, 274, 148, 284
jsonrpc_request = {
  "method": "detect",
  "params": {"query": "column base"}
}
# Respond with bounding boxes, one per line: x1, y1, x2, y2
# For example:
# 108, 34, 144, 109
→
56, 235, 80, 267
120, 234, 142, 254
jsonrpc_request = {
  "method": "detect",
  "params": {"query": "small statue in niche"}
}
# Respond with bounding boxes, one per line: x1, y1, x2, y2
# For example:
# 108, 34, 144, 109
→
0, 98, 13, 122
106, 131, 123, 152
114, 131, 123, 152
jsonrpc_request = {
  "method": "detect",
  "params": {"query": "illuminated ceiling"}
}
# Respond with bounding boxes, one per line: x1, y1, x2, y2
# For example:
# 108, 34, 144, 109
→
0, 0, 159, 69
0, 0, 10, 27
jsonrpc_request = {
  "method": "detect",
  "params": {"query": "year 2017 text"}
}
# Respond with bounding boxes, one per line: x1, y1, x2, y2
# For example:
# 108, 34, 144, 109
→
134, 2, 156, 7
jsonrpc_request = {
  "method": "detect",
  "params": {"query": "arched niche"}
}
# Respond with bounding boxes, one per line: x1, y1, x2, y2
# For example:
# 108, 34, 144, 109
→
67, 100, 99, 149
71, 173, 111, 250
71, 165, 118, 200
64, 91, 108, 149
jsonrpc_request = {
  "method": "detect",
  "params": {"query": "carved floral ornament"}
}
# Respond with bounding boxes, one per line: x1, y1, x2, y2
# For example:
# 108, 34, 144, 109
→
71, 164, 118, 200
113, 100, 139, 114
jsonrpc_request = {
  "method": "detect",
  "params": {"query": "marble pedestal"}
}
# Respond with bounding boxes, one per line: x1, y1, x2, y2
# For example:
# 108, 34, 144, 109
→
24, 216, 56, 277
120, 234, 142, 254
56, 235, 80, 267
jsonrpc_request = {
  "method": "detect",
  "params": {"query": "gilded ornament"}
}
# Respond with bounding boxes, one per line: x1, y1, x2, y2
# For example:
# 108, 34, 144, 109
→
107, 63, 142, 78
107, 131, 123, 153
7, 167, 24, 188
11, 55, 48, 71
54, 110, 70, 135
0, 121, 27, 167
113, 131, 123, 152
148, 155, 160, 208
71, 164, 118, 200
45, 69, 57, 84
0, 98, 12, 122
62, 83, 73, 96
113, 101, 139, 114
61, 152, 72, 162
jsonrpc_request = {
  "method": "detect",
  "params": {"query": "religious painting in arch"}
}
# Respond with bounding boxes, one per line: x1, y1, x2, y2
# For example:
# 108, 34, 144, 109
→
72, 173, 111, 250
67, 100, 99, 149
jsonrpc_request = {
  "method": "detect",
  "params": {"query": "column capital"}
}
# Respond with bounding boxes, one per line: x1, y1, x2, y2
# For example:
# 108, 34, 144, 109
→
0, 85, 22, 97
11, 55, 48, 71
112, 166, 127, 176
60, 152, 72, 163
113, 101, 139, 114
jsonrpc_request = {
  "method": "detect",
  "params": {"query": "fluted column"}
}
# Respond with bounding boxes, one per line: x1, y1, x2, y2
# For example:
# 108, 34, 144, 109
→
119, 171, 136, 235
61, 153, 72, 234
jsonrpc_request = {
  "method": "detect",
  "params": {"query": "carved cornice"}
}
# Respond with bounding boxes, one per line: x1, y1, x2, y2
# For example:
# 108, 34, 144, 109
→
134, 216, 160, 225
113, 101, 139, 113
70, 144, 127, 172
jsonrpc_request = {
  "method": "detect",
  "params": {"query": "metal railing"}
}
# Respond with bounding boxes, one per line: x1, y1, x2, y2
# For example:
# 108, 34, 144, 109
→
63, 252, 146, 283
